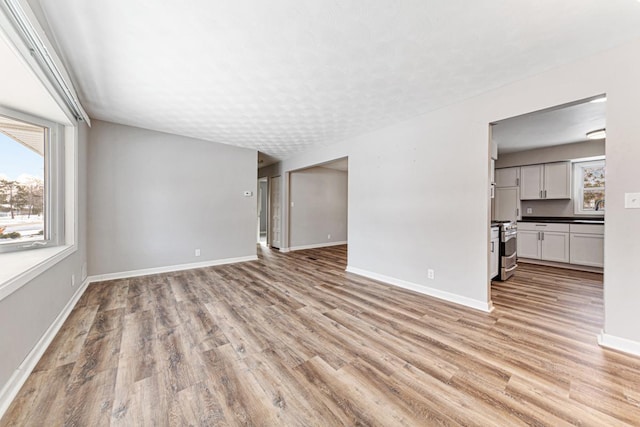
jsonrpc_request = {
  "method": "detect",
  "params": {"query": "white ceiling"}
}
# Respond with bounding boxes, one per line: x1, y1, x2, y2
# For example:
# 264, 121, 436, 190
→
492, 98, 607, 154
32, 0, 640, 161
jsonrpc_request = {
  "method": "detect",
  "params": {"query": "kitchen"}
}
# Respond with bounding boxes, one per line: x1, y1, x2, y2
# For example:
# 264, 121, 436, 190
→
489, 96, 606, 282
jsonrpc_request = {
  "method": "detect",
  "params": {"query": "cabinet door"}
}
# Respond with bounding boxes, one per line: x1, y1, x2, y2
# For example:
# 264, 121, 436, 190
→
520, 165, 543, 200
495, 167, 520, 188
541, 231, 570, 263
544, 162, 571, 199
570, 233, 604, 267
490, 237, 499, 279
494, 187, 521, 221
517, 230, 541, 259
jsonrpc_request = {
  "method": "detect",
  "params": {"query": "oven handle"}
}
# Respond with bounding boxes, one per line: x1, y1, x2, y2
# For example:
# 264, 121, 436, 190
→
504, 264, 518, 273
502, 233, 517, 242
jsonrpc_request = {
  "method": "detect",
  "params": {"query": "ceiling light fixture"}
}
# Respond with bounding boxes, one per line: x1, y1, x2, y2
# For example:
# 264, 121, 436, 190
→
590, 96, 607, 103
586, 129, 606, 139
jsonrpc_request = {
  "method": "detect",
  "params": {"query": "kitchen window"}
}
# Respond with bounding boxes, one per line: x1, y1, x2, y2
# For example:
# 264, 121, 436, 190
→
574, 159, 605, 215
0, 107, 63, 253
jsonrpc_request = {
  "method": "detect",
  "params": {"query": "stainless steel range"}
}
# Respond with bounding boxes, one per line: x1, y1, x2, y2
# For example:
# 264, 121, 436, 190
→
493, 220, 517, 280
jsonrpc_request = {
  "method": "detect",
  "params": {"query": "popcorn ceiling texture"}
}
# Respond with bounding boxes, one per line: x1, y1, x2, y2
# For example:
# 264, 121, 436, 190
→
37, 0, 640, 159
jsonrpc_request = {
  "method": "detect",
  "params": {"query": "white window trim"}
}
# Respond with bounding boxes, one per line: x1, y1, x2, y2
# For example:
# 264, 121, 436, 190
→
0, 0, 81, 302
0, 123, 77, 301
573, 159, 605, 216
0, 106, 63, 253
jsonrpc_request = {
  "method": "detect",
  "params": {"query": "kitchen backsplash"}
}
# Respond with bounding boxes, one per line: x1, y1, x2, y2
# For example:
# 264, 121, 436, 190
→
520, 199, 576, 217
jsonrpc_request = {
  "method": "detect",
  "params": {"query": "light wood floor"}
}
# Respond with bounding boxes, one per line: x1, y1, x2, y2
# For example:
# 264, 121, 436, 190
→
3, 245, 640, 426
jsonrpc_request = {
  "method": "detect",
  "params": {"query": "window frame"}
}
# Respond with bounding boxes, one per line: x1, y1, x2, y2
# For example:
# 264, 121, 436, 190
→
573, 159, 605, 216
0, 105, 64, 253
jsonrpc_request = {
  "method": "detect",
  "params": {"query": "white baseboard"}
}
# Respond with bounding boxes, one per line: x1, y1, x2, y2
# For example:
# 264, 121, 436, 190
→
88, 255, 258, 282
346, 266, 493, 313
289, 241, 348, 251
0, 277, 91, 420
278, 248, 290, 253
518, 258, 603, 273
0, 254, 260, 418
598, 331, 640, 357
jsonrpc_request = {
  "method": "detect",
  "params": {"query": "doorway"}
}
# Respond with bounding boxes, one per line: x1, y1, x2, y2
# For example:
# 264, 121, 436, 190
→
287, 157, 348, 251
487, 94, 606, 313
257, 177, 268, 246
270, 175, 282, 249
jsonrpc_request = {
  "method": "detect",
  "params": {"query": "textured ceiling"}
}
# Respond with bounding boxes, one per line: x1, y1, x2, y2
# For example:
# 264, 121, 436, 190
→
34, 0, 640, 161
492, 98, 607, 154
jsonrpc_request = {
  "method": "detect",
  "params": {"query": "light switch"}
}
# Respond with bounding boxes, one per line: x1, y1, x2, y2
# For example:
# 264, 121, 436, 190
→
625, 193, 640, 209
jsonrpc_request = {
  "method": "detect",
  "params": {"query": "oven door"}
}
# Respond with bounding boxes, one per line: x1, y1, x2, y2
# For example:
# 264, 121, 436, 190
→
501, 252, 517, 280
501, 231, 517, 257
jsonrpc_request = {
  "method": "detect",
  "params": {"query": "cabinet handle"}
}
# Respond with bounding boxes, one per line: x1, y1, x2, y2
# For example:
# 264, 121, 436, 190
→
540, 190, 543, 198
544, 190, 547, 198
491, 241, 494, 253
516, 178, 519, 186
541, 232, 544, 241
516, 208, 519, 217
537, 232, 541, 240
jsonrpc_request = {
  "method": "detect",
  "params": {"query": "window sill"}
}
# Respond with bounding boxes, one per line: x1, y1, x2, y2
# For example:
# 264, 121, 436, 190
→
0, 245, 76, 302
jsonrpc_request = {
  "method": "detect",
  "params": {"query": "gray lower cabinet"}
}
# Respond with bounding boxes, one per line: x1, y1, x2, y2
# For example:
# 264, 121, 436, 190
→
517, 222, 569, 263
569, 224, 604, 268
490, 227, 499, 279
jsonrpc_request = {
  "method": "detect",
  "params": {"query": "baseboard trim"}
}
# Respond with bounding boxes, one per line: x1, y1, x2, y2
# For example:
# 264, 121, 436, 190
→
0, 277, 91, 420
598, 331, 640, 357
345, 266, 493, 313
289, 241, 348, 251
518, 258, 603, 273
278, 248, 290, 253
88, 255, 258, 282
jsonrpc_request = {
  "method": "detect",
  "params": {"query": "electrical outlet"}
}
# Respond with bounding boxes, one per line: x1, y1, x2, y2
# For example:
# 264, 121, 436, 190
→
71, 274, 76, 287
527, 207, 533, 214
195, 249, 201, 257
625, 193, 640, 209
427, 269, 435, 280
327, 234, 331, 240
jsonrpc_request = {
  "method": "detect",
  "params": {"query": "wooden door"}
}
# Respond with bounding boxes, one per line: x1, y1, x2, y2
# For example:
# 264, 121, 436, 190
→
520, 165, 543, 200
544, 162, 571, 199
495, 167, 520, 188
517, 230, 541, 259
494, 187, 521, 221
541, 231, 570, 263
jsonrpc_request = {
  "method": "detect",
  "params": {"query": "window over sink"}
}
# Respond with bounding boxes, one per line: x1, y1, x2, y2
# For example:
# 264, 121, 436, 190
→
573, 159, 605, 215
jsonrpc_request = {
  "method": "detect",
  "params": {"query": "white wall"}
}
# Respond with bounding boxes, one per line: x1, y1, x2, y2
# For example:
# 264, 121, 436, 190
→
88, 120, 257, 276
290, 167, 348, 248
496, 140, 605, 168
264, 38, 640, 350
0, 122, 88, 404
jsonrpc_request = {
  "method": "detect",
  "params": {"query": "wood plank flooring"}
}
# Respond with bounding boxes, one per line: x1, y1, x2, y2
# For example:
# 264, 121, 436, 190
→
3, 245, 640, 426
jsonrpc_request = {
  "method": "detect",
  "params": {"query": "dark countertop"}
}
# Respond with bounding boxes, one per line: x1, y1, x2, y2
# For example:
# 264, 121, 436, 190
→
519, 216, 604, 225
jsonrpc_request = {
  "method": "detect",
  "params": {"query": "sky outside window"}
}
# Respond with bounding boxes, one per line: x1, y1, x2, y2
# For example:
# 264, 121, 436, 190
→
0, 132, 44, 181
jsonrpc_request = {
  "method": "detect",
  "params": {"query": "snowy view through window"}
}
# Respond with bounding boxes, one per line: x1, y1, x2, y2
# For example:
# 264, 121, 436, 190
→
0, 116, 46, 246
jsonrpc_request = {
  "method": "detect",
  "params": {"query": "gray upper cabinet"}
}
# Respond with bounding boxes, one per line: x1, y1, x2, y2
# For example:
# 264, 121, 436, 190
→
520, 162, 571, 200
495, 167, 520, 188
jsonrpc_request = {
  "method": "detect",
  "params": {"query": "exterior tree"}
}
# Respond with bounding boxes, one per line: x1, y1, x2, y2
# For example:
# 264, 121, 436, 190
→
0, 179, 18, 219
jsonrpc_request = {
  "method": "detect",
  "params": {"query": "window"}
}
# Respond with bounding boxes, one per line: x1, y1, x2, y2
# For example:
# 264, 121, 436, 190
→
574, 160, 605, 215
0, 107, 62, 252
